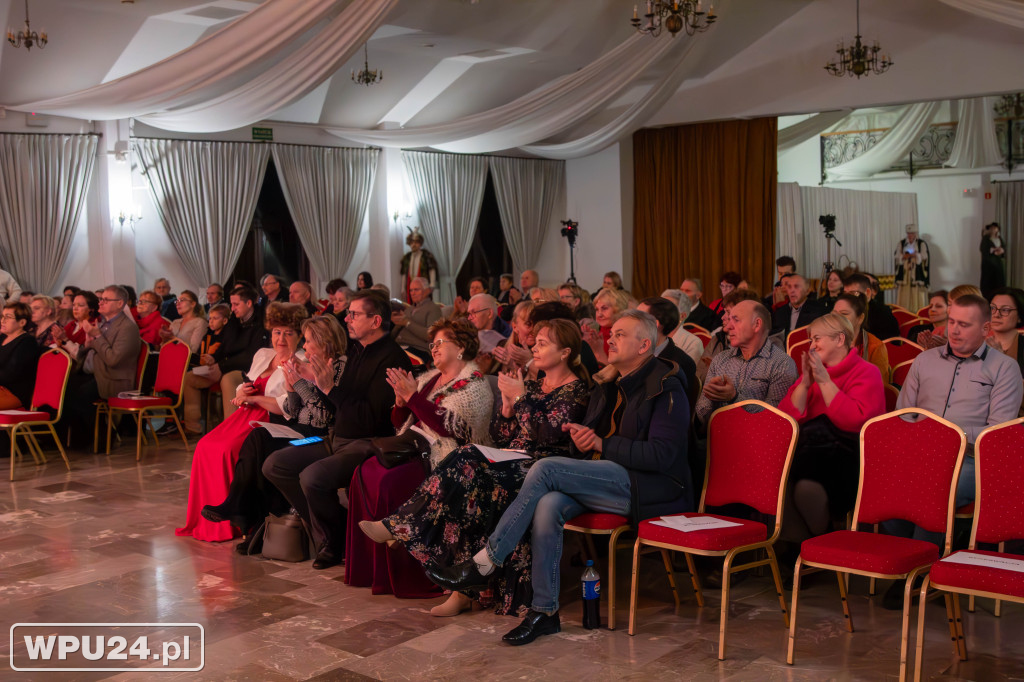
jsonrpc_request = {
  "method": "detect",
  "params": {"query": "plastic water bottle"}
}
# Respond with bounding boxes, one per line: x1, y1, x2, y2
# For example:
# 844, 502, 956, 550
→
581, 560, 601, 629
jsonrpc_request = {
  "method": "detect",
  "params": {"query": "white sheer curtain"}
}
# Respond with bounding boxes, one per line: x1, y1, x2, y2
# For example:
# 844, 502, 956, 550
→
402, 151, 489, 303
778, 110, 850, 153
490, 157, 565, 275
798, 186, 918, 276
947, 97, 1003, 169
776, 183, 805, 267
0, 134, 97, 293
827, 102, 942, 180
995, 181, 1024, 285
134, 138, 270, 286
14, 0, 397, 133
271, 145, 379, 282
937, 0, 1024, 28
330, 34, 677, 153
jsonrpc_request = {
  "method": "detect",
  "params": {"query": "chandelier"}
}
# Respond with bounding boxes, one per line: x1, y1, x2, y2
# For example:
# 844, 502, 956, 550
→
351, 44, 381, 86
7, 0, 47, 51
995, 93, 1024, 120
630, 1, 716, 38
825, 0, 892, 78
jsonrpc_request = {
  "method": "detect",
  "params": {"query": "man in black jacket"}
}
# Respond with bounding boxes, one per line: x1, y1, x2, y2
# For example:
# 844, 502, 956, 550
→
770, 274, 825, 336
263, 290, 411, 570
427, 310, 692, 645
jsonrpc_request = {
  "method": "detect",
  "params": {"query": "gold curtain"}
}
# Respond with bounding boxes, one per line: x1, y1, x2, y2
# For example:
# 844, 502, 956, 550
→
632, 118, 777, 300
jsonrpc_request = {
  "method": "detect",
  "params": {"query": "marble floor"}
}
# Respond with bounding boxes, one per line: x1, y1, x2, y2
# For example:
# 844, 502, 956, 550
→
1, 437, 1022, 681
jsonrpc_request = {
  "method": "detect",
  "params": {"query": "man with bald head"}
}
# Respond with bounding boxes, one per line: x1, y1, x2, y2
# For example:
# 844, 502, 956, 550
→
519, 270, 539, 298
696, 300, 797, 428
467, 292, 511, 354
770, 273, 825, 336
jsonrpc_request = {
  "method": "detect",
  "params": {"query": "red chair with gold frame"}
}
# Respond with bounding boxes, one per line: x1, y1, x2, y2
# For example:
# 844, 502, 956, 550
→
884, 383, 900, 412
106, 339, 191, 460
786, 408, 967, 682
786, 324, 811, 352
683, 322, 709, 335
563, 512, 633, 630
913, 418, 1024, 681
93, 344, 149, 453
627, 400, 799, 660
2, 349, 73, 481
892, 309, 923, 327
891, 359, 914, 388
788, 338, 810, 368
883, 337, 924, 369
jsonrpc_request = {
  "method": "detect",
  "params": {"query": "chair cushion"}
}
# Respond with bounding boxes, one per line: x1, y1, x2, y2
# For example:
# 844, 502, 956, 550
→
565, 513, 630, 532
0, 411, 51, 425
638, 514, 767, 551
108, 396, 173, 409
800, 530, 940, 575
930, 550, 1024, 599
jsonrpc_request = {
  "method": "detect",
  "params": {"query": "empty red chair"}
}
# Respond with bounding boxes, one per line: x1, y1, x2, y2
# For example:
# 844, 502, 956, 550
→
106, 339, 191, 460
629, 400, 798, 660
913, 418, 1024, 680
787, 408, 966, 681
2, 349, 73, 480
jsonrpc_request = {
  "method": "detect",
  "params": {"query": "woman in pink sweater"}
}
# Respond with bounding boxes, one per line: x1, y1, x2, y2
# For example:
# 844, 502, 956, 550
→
779, 312, 886, 543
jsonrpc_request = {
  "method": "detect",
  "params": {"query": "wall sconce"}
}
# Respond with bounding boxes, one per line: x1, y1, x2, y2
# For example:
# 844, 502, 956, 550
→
117, 209, 142, 229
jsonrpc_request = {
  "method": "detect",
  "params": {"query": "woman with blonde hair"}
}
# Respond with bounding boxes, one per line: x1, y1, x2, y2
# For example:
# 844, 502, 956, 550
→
583, 287, 629, 365
779, 312, 885, 544
159, 289, 208, 352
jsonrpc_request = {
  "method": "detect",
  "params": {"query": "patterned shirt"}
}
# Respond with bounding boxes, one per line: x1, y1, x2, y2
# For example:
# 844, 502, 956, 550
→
695, 338, 797, 425
896, 342, 1023, 449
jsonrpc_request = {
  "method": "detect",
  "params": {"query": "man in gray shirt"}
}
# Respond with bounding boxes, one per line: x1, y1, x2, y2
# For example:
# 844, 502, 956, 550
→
695, 300, 797, 428
896, 294, 1023, 508
391, 277, 441, 360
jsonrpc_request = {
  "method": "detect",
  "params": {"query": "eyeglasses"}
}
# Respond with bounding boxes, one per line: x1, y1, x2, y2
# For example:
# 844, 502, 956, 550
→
466, 309, 488, 317
345, 310, 378, 319
99, 297, 121, 303
428, 338, 452, 351
990, 306, 1018, 317
1, 314, 17, 321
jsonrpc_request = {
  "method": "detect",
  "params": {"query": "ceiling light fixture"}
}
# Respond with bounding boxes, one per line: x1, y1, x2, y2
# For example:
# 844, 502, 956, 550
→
825, 0, 892, 79
7, 0, 47, 51
630, 1, 716, 38
351, 43, 382, 87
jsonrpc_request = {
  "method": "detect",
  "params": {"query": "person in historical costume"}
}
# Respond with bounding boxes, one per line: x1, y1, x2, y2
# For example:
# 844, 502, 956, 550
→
400, 228, 438, 303
980, 222, 1007, 300
894, 223, 929, 312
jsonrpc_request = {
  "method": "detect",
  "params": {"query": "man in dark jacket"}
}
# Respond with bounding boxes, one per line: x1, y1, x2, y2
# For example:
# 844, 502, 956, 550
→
263, 290, 411, 570
426, 310, 691, 645
770, 274, 825, 336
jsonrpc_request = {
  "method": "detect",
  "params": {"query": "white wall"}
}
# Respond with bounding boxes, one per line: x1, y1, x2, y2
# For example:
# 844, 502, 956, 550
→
778, 131, 1001, 292
535, 142, 634, 292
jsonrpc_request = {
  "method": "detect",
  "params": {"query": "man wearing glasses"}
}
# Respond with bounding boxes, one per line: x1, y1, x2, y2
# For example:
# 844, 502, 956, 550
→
64, 285, 142, 447
391, 277, 441, 362
263, 290, 412, 570
466, 293, 510, 355
882, 293, 1023, 601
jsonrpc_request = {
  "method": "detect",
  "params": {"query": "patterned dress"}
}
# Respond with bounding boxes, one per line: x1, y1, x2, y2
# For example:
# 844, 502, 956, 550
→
383, 378, 590, 615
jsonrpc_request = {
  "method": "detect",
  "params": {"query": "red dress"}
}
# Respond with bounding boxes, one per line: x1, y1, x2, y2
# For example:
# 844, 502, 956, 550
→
175, 375, 270, 542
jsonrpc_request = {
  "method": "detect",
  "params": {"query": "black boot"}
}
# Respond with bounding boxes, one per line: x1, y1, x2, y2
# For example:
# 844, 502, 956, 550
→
502, 610, 561, 646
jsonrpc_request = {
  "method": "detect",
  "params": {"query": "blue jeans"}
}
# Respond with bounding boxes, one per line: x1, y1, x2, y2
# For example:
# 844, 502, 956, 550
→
485, 457, 631, 615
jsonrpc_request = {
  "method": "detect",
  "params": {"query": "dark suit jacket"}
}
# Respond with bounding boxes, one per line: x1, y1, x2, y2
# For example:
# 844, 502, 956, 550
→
686, 302, 720, 333
868, 299, 900, 340
771, 298, 826, 336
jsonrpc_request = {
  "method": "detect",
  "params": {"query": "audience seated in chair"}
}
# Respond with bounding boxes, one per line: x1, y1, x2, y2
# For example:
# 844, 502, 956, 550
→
0, 302, 42, 409
906, 290, 948, 349
680, 278, 720, 332
844, 273, 900, 341
176, 302, 308, 542
159, 290, 208, 353
391, 277, 442, 361
696, 300, 797, 431
262, 290, 412, 570
771, 275, 826, 337
134, 290, 170, 348
777, 313, 886, 551
695, 288, 763, 384
583, 287, 629, 366
831, 293, 891, 381
424, 310, 691, 646
29, 295, 62, 349
363, 319, 589, 618
201, 314, 346, 550
289, 280, 319, 317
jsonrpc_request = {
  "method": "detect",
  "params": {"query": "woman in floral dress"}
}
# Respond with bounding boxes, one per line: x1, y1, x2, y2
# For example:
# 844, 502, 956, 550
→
361, 319, 590, 616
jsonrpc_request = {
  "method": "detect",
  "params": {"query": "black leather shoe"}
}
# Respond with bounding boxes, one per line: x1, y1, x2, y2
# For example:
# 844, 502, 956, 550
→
424, 559, 491, 593
502, 610, 560, 646
312, 549, 344, 570
201, 504, 228, 524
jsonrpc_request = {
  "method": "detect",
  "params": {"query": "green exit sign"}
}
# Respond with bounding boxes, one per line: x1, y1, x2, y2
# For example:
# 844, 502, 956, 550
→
252, 127, 273, 141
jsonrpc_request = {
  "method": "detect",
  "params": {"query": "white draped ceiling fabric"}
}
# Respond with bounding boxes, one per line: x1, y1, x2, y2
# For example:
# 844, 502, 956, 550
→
271, 146, 380, 282
490, 157, 566, 276
937, 0, 1024, 29
135, 138, 271, 287
946, 97, 1004, 168
402, 151, 489, 302
826, 101, 943, 181
777, 110, 851, 153
12, 0, 398, 133
0, 134, 98, 293
776, 184, 919, 278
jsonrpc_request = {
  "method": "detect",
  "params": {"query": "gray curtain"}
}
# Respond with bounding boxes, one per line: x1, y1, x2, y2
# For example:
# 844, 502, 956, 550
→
995, 181, 1024, 286
490, 156, 565, 276
0, 133, 98, 293
134, 138, 270, 286
402, 151, 489, 302
271, 145, 379, 282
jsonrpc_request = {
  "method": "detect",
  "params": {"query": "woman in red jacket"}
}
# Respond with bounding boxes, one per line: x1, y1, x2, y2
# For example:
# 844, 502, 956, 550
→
778, 312, 886, 544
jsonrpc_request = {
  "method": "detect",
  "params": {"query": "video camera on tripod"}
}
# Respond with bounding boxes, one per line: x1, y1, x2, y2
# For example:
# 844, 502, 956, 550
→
560, 219, 579, 283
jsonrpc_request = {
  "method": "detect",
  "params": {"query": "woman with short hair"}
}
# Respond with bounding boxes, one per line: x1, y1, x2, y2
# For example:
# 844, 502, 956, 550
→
30, 295, 62, 348
0, 302, 41, 409
831, 293, 890, 382
583, 288, 629, 365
